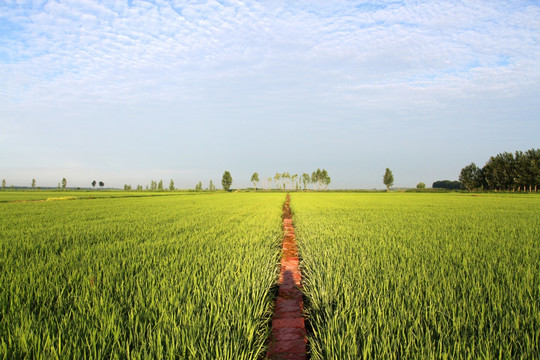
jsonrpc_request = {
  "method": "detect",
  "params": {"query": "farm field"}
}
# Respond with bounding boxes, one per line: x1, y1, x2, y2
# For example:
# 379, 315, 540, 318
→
0, 193, 284, 359
0, 190, 186, 202
291, 193, 540, 359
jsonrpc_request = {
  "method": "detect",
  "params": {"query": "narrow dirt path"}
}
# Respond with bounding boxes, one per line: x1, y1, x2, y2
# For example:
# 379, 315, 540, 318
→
267, 194, 307, 360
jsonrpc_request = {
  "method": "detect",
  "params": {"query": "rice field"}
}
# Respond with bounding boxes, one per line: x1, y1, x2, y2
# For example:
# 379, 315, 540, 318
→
0, 193, 284, 359
291, 193, 540, 359
1, 191, 539, 359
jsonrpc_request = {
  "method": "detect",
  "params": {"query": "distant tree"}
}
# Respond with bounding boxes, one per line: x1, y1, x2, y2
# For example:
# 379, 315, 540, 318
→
99, 181, 104, 188
322, 171, 331, 190
251, 172, 260, 190
291, 174, 299, 191
433, 180, 461, 190
302, 173, 311, 190
383, 168, 394, 191
123, 184, 132, 191
61, 178, 67, 190
158, 180, 163, 191
267, 177, 272, 190
311, 171, 317, 190
91, 180, 97, 188
31, 179, 36, 189
150, 180, 157, 191
282, 172, 290, 190
137, 185, 143, 191
195, 181, 202, 191
1, 179, 5, 190
222, 171, 233, 191
416, 182, 426, 189
274, 173, 281, 190
169, 179, 175, 191
459, 163, 482, 191
209, 179, 215, 191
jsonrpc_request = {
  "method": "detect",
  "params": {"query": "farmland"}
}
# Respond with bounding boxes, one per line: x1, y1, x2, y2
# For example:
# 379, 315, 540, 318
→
292, 193, 540, 359
1, 191, 539, 359
0, 193, 284, 358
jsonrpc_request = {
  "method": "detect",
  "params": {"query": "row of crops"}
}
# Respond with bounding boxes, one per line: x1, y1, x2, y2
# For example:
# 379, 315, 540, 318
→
292, 193, 540, 359
1, 192, 539, 359
0, 193, 284, 358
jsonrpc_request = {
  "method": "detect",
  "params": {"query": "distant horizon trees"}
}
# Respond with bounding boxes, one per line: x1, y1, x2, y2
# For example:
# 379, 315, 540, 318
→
383, 168, 394, 191
61, 178, 67, 190
433, 180, 461, 190
91, 180, 97, 188
459, 148, 540, 191
222, 171, 233, 191
251, 172, 259, 190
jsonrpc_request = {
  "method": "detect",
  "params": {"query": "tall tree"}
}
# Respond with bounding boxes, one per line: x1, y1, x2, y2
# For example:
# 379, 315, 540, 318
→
1, 179, 5, 190
61, 178, 67, 190
99, 181, 104, 188
274, 173, 281, 190
282, 172, 290, 190
267, 177, 272, 190
302, 173, 311, 191
459, 163, 482, 191
311, 171, 317, 190
251, 172, 260, 190
209, 179, 215, 191
169, 179, 175, 191
383, 168, 394, 191
158, 180, 163, 191
222, 171, 233, 191
291, 174, 299, 191
91, 180, 97, 188
31, 178, 36, 189
416, 182, 426, 189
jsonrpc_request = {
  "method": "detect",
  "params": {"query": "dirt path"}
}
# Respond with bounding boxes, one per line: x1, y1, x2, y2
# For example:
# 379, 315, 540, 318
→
267, 194, 307, 360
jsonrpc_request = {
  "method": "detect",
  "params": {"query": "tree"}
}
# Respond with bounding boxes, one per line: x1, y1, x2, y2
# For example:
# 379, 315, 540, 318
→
274, 173, 281, 190
302, 173, 311, 190
99, 181, 104, 188
433, 180, 461, 190
251, 172, 260, 190
137, 185, 143, 191
124, 184, 132, 191
31, 179, 36, 189
291, 174, 299, 191
282, 172, 290, 190
383, 168, 394, 191
195, 181, 202, 191
169, 179, 175, 191
459, 163, 482, 191
91, 180, 97, 188
209, 179, 215, 191
322, 172, 331, 190
150, 180, 157, 191
222, 171, 233, 191
416, 182, 426, 189
267, 177, 272, 190
1, 179, 5, 190
158, 180, 163, 191
311, 171, 317, 190
61, 178, 67, 190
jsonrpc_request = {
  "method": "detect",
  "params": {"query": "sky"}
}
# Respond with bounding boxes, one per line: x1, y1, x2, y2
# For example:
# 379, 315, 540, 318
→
1, 0, 539, 189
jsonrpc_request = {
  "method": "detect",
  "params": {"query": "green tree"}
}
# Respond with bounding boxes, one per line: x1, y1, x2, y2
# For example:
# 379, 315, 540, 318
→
91, 180, 97, 188
267, 177, 272, 190
61, 178, 67, 190
416, 182, 426, 189
209, 179, 215, 191
137, 185, 143, 191
291, 174, 299, 190
274, 173, 281, 190
302, 173, 311, 190
158, 180, 163, 191
169, 179, 175, 191
99, 181, 104, 188
31, 178, 36, 189
282, 172, 290, 190
459, 163, 482, 191
383, 168, 394, 191
222, 171, 233, 191
195, 181, 202, 191
1, 179, 5, 190
251, 172, 260, 190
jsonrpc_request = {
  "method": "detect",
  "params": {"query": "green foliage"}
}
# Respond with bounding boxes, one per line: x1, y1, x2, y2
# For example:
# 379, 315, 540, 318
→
0, 193, 284, 358
222, 171, 233, 191
459, 163, 482, 191
433, 180, 461, 190
157, 180, 163, 191
383, 168, 394, 191
416, 182, 426, 189
292, 193, 540, 359
1, 179, 5, 191
61, 178, 67, 190
169, 179, 175, 191
251, 172, 259, 190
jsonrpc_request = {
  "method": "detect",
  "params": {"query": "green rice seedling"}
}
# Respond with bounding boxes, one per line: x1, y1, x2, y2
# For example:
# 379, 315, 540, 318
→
0, 193, 283, 359
292, 193, 540, 359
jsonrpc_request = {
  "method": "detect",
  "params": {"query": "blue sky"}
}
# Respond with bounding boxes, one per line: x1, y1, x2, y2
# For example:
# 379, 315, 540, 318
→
1, 0, 539, 189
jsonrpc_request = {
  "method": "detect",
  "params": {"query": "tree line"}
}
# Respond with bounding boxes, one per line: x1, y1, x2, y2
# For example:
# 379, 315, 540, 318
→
459, 148, 540, 191
247, 169, 331, 191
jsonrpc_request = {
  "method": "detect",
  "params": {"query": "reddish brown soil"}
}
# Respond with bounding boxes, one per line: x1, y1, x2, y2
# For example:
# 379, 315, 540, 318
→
267, 194, 307, 360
